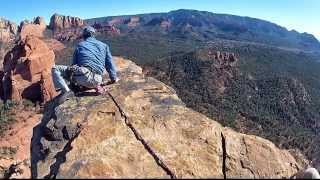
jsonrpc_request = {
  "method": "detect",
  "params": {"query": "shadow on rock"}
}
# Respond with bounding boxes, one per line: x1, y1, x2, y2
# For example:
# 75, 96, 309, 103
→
30, 96, 60, 179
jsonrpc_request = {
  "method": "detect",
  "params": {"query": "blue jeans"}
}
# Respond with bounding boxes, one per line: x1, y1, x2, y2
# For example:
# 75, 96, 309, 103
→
52, 65, 103, 93
52, 65, 70, 93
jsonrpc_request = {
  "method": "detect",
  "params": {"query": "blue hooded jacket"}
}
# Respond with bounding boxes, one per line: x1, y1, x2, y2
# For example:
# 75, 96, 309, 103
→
72, 37, 117, 80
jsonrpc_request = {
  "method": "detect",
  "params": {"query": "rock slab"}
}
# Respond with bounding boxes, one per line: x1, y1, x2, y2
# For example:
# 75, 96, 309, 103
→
31, 57, 302, 179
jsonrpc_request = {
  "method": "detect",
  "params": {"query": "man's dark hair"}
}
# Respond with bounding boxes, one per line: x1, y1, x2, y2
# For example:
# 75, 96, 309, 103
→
82, 26, 96, 39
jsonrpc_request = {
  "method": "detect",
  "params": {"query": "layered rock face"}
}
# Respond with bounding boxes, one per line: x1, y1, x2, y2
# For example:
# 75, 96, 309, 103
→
49, 14, 84, 32
31, 57, 302, 178
49, 14, 84, 41
2, 36, 57, 103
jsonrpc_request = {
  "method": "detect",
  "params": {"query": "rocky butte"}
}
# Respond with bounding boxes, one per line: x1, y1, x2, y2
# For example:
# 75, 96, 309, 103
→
49, 13, 84, 32
47, 14, 84, 41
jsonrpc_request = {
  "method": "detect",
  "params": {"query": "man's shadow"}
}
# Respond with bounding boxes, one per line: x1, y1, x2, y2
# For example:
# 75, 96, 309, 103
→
30, 96, 60, 179
30, 86, 100, 178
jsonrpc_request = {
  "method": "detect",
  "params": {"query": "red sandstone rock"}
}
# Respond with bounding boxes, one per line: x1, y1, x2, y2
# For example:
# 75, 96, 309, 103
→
19, 17, 47, 40
49, 13, 84, 32
19, 24, 44, 40
2, 36, 57, 103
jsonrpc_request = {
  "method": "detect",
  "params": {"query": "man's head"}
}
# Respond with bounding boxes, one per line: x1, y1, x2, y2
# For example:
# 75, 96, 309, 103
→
82, 26, 96, 39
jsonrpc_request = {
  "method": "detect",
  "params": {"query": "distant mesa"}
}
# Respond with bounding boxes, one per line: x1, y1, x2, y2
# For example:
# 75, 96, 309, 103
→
84, 9, 320, 51
48, 13, 120, 41
49, 13, 84, 32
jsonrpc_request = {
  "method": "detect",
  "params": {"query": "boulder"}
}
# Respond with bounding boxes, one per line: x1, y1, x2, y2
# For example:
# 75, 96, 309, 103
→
31, 57, 303, 178
2, 36, 57, 103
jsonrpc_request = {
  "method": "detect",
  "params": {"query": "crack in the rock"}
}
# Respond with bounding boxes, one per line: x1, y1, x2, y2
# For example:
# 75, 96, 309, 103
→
240, 160, 255, 178
242, 137, 256, 178
221, 132, 227, 179
106, 91, 177, 179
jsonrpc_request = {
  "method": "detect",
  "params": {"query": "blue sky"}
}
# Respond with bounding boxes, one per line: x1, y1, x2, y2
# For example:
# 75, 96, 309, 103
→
1, 0, 319, 40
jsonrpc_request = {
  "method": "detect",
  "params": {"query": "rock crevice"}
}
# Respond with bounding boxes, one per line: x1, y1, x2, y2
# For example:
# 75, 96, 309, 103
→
221, 133, 227, 179
106, 91, 177, 179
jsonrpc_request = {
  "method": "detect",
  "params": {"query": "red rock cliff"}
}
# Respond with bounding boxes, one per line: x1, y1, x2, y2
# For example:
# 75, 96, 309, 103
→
2, 36, 57, 103
49, 13, 84, 32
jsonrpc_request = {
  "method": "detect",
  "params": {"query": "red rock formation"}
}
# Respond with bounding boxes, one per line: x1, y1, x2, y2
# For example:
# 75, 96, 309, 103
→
92, 23, 121, 36
19, 16, 47, 40
48, 14, 84, 41
49, 13, 84, 32
207, 50, 238, 68
2, 36, 57, 103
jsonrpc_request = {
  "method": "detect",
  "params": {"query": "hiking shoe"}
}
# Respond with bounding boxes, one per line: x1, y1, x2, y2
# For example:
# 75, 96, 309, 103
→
95, 85, 105, 95
56, 91, 75, 105
113, 78, 120, 83
104, 78, 120, 85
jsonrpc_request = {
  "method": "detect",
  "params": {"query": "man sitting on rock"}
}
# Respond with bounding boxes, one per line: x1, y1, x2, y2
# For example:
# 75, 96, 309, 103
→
52, 26, 119, 103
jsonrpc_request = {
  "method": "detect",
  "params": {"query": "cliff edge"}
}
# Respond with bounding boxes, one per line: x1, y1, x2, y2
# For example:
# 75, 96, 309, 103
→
31, 57, 302, 179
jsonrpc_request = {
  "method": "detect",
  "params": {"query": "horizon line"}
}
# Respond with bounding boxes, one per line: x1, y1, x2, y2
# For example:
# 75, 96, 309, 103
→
2, 8, 319, 41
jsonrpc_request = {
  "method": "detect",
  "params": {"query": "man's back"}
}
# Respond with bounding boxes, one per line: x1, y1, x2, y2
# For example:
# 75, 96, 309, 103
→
52, 26, 118, 101
73, 37, 108, 75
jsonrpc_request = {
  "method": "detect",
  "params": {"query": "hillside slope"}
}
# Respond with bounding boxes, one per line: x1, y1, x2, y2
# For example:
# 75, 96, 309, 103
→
145, 44, 320, 168
86, 9, 320, 52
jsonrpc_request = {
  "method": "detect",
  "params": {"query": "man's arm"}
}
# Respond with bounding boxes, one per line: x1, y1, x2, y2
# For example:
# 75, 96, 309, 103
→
105, 45, 118, 81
